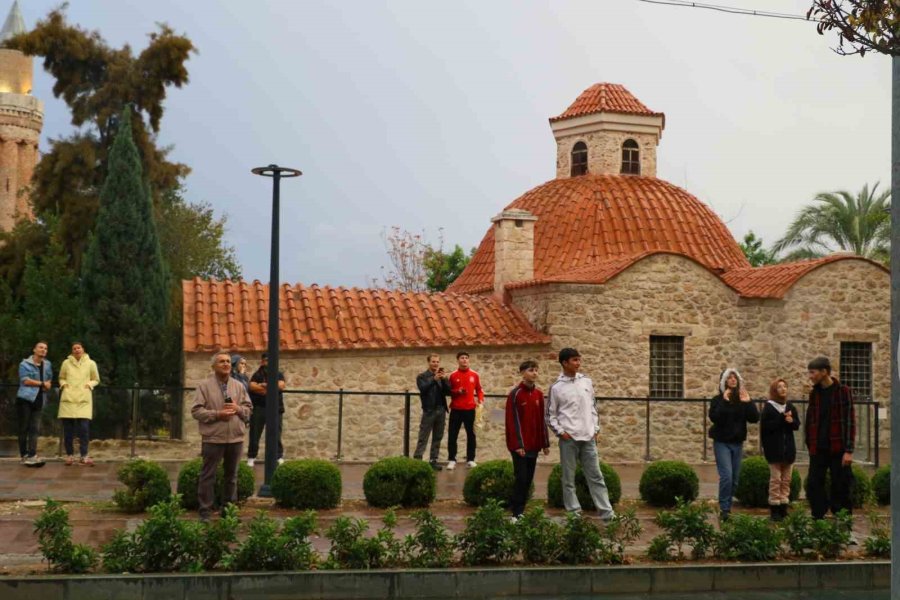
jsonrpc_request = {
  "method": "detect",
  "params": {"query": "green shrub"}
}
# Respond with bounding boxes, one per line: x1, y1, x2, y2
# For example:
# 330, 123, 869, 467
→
803, 464, 873, 509
456, 498, 517, 565
651, 498, 716, 560
733, 456, 801, 508
112, 459, 172, 513
602, 508, 642, 565
809, 510, 853, 559
324, 510, 403, 569
34, 499, 97, 573
872, 465, 890, 505
403, 509, 455, 568
546, 461, 622, 508
271, 459, 342, 509
864, 513, 890, 558
559, 511, 605, 565
363, 457, 436, 508
714, 514, 783, 561
463, 460, 526, 507
176, 458, 255, 510
781, 510, 815, 558
639, 461, 699, 507
228, 510, 318, 571
514, 504, 564, 564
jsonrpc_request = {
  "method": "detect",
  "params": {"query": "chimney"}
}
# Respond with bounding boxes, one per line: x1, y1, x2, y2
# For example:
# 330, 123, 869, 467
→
492, 209, 537, 297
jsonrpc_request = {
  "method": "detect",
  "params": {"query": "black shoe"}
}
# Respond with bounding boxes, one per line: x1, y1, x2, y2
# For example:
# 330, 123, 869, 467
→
720, 510, 730, 523
780, 504, 790, 520
429, 461, 443, 471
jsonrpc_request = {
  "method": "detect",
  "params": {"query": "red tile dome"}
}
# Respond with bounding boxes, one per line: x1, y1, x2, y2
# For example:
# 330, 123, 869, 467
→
448, 174, 750, 294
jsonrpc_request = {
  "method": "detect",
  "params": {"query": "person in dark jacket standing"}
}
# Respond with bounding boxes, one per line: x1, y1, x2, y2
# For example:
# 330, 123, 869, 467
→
709, 368, 759, 521
414, 354, 450, 470
760, 378, 799, 521
246, 353, 286, 467
804, 356, 856, 520
505, 360, 550, 520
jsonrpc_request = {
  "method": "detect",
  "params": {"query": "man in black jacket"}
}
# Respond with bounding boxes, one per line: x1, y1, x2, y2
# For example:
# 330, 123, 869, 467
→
414, 354, 450, 470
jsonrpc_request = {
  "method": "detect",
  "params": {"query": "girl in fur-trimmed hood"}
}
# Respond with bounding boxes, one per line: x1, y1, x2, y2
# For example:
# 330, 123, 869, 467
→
709, 367, 759, 520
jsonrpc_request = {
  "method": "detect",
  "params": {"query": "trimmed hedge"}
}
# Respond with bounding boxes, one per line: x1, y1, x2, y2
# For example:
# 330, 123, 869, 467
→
271, 459, 342, 509
639, 460, 699, 507
463, 460, 526, 507
733, 456, 801, 508
546, 461, 621, 508
363, 457, 436, 508
872, 465, 890, 505
803, 464, 873, 509
175, 458, 255, 510
112, 459, 172, 513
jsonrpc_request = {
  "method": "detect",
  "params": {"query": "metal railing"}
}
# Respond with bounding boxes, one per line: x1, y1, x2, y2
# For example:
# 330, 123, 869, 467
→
0, 383, 883, 465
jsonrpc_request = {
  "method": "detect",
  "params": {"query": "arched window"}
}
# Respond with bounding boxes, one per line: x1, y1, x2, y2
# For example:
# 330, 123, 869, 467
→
570, 141, 588, 176
621, 139, 640, 175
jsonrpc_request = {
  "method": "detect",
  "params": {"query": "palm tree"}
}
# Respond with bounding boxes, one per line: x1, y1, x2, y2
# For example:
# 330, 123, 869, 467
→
772, 183, 891, 263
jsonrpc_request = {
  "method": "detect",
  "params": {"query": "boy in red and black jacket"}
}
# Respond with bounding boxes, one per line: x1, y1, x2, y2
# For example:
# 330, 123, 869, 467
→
447, 351, 484, 470
804, 356, 856, 520
505, 360, 550, 520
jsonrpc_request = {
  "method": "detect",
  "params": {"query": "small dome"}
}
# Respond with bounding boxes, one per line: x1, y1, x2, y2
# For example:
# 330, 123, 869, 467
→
449, 174, 749, 294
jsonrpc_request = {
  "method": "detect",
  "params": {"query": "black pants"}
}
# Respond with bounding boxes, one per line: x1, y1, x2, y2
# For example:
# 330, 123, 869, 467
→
447, 408, 476, 462
414, 408, 446, 462
247, 407, 284, 459
16, 397, 43, 458
199, 441, 243, 517
807, 452, 853, 519
510, 452, 537, 517
62, 418, 90, 457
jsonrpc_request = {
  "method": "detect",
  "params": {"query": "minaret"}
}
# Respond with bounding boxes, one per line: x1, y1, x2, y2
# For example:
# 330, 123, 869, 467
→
0, 0, 42, 232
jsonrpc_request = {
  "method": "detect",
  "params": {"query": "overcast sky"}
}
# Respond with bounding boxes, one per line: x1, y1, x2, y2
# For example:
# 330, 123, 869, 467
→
18, 0, 891, 286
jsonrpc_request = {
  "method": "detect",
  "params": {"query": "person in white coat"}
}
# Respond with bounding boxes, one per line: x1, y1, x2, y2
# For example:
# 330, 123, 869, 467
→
546, 347, 615, 521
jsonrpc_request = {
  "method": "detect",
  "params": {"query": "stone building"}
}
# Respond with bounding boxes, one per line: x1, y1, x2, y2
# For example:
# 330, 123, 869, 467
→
0, 1, 42, 232
183, 83, 889, 463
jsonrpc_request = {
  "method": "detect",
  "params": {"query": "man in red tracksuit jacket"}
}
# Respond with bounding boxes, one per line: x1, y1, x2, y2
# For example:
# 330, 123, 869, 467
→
447, 351, 484, 470
505, 360, 550, 520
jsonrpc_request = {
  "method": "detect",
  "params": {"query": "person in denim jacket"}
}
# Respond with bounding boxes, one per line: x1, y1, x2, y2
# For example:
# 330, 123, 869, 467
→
17, 341, 53, 467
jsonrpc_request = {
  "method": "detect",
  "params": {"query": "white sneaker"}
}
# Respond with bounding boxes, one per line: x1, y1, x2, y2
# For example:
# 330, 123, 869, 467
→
247, 458, 255, 467
446, 461, 456, 471
509, 515, 521, 524
467, 461, 478, 468
277, 458, 285, 465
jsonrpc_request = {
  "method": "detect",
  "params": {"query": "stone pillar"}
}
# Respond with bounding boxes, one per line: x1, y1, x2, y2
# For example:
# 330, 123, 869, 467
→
492, 209, 537, 297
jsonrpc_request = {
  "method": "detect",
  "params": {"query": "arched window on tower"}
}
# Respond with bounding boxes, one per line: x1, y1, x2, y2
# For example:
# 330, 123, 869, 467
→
570, 141, 588, 176
621, 139, 640, 175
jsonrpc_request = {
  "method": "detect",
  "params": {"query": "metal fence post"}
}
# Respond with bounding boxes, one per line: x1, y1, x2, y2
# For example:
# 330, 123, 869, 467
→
701, 399, 707, 462
403, 390, 411, 457
335, 388, 344, 461
130, 387, 138, 458
874, 401, 881, 469
644, 397, 651, 461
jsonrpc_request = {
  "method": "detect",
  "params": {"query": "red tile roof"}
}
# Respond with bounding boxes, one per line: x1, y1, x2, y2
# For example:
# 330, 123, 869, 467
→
448, 175, 750, 294
722, 255, 888, 299
182, 279, 550, 353
550, 83, 664, 123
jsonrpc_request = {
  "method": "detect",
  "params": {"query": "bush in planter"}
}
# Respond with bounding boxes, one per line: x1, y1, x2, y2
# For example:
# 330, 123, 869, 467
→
872, 465, 890, 505
802, 464, 873, 509
733, 456, 801, 508
112, 459, 172, 513
271, 459, 342, 509
176, 458, 255, 510
363, 456, 436, 508
639, 461, 699, 507
547, 461, 622, 509
463, 460, 526, 507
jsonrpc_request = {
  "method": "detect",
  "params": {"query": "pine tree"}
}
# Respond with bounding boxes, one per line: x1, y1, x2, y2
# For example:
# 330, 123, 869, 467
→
80, 106, 169, 386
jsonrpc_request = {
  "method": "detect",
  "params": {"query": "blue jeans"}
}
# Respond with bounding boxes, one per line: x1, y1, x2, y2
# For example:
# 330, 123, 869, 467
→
559, 438, 615, 519
713, 441, 743, 512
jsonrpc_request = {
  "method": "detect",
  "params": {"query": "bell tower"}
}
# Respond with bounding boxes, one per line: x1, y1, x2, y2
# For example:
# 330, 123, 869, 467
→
0, 0, 42, 232
550, 83, 664, 179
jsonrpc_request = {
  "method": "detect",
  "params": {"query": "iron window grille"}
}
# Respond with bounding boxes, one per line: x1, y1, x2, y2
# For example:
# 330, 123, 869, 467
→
649, 335, 684, 399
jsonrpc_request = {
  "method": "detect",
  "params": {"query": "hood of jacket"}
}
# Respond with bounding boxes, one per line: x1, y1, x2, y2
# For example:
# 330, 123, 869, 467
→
718, 368, 745, 395
65, 353, 91, 366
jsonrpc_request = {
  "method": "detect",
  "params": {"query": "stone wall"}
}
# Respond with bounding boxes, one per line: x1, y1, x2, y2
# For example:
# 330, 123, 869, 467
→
555, 130, 658, 178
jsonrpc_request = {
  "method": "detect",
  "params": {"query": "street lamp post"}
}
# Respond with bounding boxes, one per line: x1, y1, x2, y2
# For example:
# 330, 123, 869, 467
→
251, 164, 302, 497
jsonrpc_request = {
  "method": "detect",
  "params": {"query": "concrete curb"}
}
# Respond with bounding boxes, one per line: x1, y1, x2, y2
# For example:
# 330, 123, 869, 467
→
0, 561, 889, 599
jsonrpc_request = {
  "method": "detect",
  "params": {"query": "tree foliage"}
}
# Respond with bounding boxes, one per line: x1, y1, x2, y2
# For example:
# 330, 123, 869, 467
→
738, 231, 778, 267
80, 107, 169, 386
373, 227, 473, 292
772, 183, 890, 262
809, 1, 900, 56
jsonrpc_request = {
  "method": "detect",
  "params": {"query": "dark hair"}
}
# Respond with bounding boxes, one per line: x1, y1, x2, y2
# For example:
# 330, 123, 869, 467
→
519, 360, 538, 372
808, 356, 832, 373
456, 351, 469, 359
558, 347, 581, 364
427, 353, 439, 362
71, 341, 84, 349
33, 340, 48, 349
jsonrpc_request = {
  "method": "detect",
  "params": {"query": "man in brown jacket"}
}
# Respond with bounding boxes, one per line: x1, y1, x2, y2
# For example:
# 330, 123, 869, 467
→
191, 350, 253, 520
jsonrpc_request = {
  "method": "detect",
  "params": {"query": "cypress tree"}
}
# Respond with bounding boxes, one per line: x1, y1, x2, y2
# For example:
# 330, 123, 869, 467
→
80, 106, 169, 386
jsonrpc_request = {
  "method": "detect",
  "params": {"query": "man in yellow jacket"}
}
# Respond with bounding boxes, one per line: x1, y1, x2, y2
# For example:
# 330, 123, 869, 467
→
58, 342, 100, 466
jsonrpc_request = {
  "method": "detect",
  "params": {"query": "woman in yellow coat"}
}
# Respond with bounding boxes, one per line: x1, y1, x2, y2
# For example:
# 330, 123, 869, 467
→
58, 342, 100, 465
